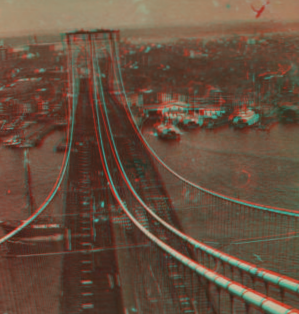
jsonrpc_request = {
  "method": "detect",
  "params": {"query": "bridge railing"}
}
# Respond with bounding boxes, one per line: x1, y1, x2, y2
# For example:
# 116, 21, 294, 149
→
95, 34, 299, 309
90, 44, 299, 313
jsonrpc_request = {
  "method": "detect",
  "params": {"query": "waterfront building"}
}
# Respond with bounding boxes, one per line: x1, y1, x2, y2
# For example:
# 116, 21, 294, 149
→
0, 45, 8, 61
127, 93, 143, 108
158, 92, 172, 103
28, 43, 55, 61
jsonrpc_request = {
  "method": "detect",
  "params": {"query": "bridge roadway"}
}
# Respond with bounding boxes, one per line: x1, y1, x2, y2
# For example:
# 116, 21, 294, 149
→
60, 78, 123, 314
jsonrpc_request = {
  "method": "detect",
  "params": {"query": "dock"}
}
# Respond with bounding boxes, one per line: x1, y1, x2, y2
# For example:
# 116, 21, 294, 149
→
3, 122, 62, 148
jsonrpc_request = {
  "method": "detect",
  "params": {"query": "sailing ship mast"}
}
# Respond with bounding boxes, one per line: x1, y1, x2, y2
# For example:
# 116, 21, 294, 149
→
256, 78, 262, 127
24, 149, 35, 216
259, 82, 262, 126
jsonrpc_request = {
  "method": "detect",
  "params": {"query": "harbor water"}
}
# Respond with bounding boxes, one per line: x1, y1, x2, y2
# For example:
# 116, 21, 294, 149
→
0, 123, 298, 222
143, 121, 299, 211
0, 130, 65, 222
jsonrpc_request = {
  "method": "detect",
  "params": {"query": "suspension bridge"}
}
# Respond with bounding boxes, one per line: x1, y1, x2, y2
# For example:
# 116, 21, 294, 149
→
0, 29, 299, 314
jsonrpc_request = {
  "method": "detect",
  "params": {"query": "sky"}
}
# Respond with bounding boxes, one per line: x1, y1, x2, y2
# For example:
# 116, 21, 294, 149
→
0, 0, 299, 37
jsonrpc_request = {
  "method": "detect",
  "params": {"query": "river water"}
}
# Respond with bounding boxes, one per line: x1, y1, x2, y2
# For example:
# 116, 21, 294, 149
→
0, 129, 65, 222
0, 122, 298, 221
142, 122, 299, 211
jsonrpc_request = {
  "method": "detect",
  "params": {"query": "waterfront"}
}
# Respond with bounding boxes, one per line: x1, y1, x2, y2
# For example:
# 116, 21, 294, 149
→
0, 123, 298, 223
0, 121, 298, 223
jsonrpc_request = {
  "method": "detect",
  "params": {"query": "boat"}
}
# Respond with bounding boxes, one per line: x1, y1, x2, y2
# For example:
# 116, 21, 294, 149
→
179, 115, 200, 130
155, 123, 181, 140
232, 108, 260, 129
3, 130, 33, 148
205, 111, 230, 129
55, 120, 67, 127
3, 135, 22, 147
0, 149, 64, 241
18, 140, 35, 148
278, 105, 298, 124
3, 136, 34, 149
197, 108, 227, 129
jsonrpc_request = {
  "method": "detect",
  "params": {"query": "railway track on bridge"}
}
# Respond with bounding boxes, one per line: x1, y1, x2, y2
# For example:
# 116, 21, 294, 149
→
60, 78, 124, 314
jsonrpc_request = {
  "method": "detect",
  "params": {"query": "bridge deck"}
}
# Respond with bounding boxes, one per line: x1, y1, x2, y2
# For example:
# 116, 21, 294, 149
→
60, 78, 124, 314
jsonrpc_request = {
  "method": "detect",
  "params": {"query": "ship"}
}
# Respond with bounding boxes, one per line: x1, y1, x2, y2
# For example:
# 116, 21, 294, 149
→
278, 105, 299, 124
3, 131, 34, 149
155, 123, 181, 140
232, 109, 260, 129
0, 116, 24, 136
205, 111, 230, 129
3, 135, 22, 147
196, 108, 228, 129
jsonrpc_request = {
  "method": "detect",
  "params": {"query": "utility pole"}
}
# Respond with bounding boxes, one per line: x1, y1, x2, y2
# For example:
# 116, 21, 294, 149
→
193, 89, 198, 116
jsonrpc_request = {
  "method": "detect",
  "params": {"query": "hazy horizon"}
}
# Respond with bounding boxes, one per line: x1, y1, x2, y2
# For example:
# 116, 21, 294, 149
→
0, 19, 296, 37
0, 0, 298, 39
2, 19, 299, 47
